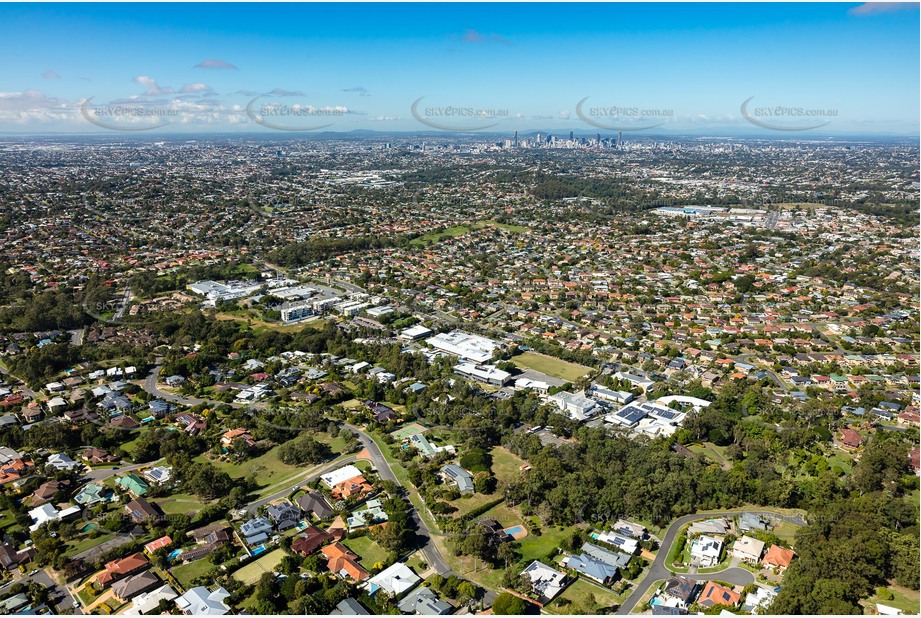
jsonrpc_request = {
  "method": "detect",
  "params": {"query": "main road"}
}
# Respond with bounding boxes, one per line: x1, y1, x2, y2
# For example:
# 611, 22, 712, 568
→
616, 509, 806, 614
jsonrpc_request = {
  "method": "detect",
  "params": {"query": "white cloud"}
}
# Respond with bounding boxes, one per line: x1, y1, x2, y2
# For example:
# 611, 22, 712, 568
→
134, 76, 174, 96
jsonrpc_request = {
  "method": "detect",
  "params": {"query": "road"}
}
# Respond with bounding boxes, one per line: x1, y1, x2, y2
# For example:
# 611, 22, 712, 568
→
242, 455, 357, 517
139, 367, 453, 575
616, 510, 806, 615
83, 457, 163, 482
343, 423, 453, 576
11, 569, 82, 614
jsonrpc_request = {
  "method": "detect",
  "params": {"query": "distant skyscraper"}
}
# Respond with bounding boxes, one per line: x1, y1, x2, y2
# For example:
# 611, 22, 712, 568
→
618, 132, 623, 148
569, 131, 574, 141
514, 131, 518, 147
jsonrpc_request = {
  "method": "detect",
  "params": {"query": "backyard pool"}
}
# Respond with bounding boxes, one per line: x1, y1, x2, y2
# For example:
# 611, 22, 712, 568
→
80, 523, 97, 533
251, 544, 267, 557
167, 549, 183, 562
504, 525, 524, 536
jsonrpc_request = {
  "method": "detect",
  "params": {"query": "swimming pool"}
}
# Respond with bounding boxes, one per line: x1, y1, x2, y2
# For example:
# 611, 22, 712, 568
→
504, 525, 524, 536
167, 549, 183, 562
80, 523, 97, 533
251, 544, 267, 557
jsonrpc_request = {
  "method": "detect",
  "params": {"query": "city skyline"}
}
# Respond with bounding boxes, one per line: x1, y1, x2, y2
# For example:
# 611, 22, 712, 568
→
0, 2, 918, 135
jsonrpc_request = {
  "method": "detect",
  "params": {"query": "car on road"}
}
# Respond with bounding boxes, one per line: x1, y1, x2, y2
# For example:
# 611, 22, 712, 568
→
72, 601, 81, 608
29, 569, 38, 576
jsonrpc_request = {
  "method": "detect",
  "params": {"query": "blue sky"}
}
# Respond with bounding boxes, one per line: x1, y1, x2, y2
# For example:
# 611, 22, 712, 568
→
0, 2, 918, 135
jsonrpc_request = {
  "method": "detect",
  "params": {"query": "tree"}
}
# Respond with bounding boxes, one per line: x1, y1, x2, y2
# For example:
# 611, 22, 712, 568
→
492, 592, 527, 615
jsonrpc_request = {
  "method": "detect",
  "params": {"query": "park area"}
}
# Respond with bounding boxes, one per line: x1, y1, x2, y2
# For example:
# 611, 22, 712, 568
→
511, 351, 591, 382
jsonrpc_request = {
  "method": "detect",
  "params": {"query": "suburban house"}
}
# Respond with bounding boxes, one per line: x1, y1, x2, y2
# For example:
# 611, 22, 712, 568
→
659, 576, 697, 609
116, 473, 149, 497
761, 544, 796, 571
240, 517, 274, 546
322, 542, 370, 582
27, 479, 70, 507
125, 497, 164, 523
731, 536, 765, 564
688, 518, 730, 536
521, 560, 567, 604
291, 526, 333, 557
296, 490, 334, 520
580, 542, 631, 570
690, 535, 723, 567
331, 598, 371, 615
593, 531, 639, 555
366, 561, 420, 597
612, 519, 647, 539
697, 581, 740, 608
112, 570, 161, 602
397, 586, 452, 615
738, 513, 769, 533
838, 428, 863, 450
46, 452, 80, 471
189, 522, 230, 546
74, 482, 112, 506
220, 428, 255, 450
563, 552, 619, 584
125, 584, 178, 615
322, 464, 374, 500
440, 464, 474, 494
96, 552, 149, 587
175, 586, 231, 615
266, 502, 302, 531
0, 543, 35, 570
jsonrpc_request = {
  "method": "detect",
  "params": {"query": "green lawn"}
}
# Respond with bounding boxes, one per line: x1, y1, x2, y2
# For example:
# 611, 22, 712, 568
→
772, 520, 804, 544
866, 586, 921, 615
171, 559, 217, 589
477, 220, 529, 233
342, 535, 390, 569
76, 586, 97, 607
195, 433, 342, 490
511, 352, 592, 382
159, 493, 210, 515
544, 578, 623, 614
409, 225, 473, 246
490, 446, 527, 485
232, 548, 287, 584
687, 443, 730, 469
63, 532, 117, 558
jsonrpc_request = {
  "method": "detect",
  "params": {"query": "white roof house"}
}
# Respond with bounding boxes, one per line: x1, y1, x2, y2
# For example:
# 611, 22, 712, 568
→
521, 561, 567, 601
594, 531, 639, 555
321, 464, 364, 488
125, 584, 177, 615
28, 504, 81, 532
47, 453, 80, 471
175, 586, 231, 615
365, 562, 420, 597
732, 536, 766, 564
690, 535, 723, 567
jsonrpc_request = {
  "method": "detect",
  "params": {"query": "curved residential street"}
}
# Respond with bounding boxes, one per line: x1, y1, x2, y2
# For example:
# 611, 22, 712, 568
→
616, 509, 806, 615
139, 367, 453, 575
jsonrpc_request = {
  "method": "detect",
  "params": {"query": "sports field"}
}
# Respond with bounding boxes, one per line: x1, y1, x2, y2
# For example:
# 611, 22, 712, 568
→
232, 548, 287, 584
511, 351, 592, 382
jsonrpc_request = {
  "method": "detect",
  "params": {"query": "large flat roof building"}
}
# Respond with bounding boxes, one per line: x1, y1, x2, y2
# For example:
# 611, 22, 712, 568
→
426, 331, 501, 364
